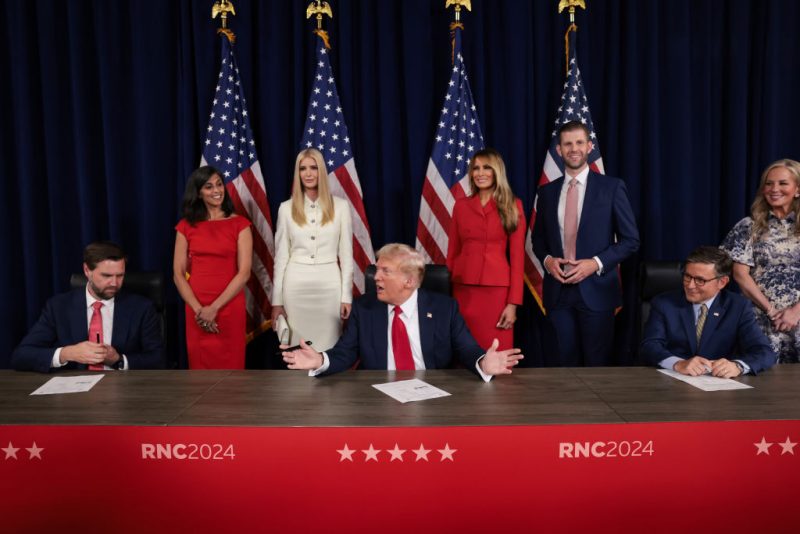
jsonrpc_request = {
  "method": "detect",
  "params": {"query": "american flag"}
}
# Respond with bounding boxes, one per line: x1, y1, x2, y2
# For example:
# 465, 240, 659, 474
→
300, 40, 375, 296
201, 35, 275, 337
416, 26, 485, 264
524, 45, 604, 310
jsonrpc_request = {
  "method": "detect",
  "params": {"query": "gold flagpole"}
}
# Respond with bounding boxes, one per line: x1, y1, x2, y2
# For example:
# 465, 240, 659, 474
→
212, 0, 237, 43
445, 0, 471, 64
306, 0, 333, 49
558, 0, 586, 74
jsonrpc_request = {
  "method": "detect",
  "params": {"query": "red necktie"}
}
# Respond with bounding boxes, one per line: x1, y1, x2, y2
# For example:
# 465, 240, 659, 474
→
391, 306, 414, 370
88, 301, 104, 371
563, 177, 578, 271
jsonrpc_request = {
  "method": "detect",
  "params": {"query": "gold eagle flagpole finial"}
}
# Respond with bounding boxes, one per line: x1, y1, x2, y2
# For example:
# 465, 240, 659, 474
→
212, 0, 236, 43
306, 0, 333, 49
558, 0, 586, 74
445, 0, 471, 23
445, 0, 471, 64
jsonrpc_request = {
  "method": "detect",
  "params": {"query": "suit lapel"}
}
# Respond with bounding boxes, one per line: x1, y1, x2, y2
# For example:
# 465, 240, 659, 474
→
417, 290, 436, 369
70, 289, 88, 343
578, 171, 597, 239
111, 294, 130, 347
698, 292, 726, 351
680, 301, 698, 354
547, 179, 565, 257
370, 298, 389, 369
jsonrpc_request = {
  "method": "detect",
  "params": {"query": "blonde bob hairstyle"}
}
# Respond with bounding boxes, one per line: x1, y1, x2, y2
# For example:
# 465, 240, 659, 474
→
750, 158, 800, 240
291, 148, 335, 226
467, 148, 519, 233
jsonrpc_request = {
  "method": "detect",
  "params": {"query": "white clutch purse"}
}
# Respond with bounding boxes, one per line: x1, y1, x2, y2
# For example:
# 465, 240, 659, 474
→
275, 314, 291, 345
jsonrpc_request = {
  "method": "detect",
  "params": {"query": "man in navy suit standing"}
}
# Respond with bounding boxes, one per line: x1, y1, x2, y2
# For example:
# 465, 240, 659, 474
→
532, 121, 639, 367
12, 241, 164, 372
282, 243, 523, 381
641, 246, 775, 376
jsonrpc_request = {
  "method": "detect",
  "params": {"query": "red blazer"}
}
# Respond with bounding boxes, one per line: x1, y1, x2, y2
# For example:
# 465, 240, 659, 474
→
446, 195, 526, 305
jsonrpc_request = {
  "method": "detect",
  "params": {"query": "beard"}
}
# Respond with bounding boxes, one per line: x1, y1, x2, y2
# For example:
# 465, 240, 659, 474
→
88, 280, 118, 300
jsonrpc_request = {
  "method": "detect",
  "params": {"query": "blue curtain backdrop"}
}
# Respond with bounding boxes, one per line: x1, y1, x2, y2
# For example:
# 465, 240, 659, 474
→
2, 0, 798, 368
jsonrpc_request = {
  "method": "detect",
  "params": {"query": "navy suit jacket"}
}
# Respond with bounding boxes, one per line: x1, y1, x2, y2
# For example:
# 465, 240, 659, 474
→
532, 171, 639, 311
322, 289, 484, 376
640, 290, 776, 374
12, 288, 165, 373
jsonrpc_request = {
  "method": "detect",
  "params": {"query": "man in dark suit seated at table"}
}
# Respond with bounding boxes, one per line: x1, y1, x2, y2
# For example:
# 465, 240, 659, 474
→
12, 241, 164, 372
282, 243, 523, 381
640, 246, 775, 377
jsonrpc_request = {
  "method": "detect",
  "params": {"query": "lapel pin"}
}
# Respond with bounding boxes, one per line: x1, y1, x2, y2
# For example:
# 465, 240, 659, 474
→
427, 313, 433, 318
713, 312, 719, 317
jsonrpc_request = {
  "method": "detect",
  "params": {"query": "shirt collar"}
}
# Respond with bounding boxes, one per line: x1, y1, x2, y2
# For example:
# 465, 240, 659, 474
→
768, 210, 796, 223
304, 194, 319, 207
563, 166, 590, 186
692, 294, 717, 317
85, 285, 115, 311
388, 289, 419, 318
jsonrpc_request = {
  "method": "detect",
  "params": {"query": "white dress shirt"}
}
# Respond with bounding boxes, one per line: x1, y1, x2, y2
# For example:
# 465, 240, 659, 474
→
548, 166, 604, 274
51, 286, 127, 370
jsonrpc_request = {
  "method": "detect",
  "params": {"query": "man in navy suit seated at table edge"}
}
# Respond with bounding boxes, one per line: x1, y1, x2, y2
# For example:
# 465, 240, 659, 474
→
12, 241, 164, 372
640, 246, 776, 377
282, 243, 523, 381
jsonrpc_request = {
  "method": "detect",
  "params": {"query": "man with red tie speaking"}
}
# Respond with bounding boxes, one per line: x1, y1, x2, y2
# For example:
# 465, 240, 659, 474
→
282, 243, 523, 381
12, 241, 164, 372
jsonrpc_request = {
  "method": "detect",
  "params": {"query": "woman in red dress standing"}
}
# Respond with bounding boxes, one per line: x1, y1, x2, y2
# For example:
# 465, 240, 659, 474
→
446, 148, 525, 351
173, 166, 253, 369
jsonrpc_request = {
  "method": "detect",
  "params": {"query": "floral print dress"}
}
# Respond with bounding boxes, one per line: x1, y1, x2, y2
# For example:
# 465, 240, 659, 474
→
721, 213, 800, 363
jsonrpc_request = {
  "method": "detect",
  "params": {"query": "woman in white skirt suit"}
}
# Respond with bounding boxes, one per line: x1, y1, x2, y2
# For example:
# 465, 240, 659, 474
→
271, 148, 353, 351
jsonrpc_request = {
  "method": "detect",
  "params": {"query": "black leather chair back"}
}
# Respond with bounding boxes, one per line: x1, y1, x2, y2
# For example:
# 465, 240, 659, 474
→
70, 271, 166, 336
365, 264, 451, 297
638, 261, 683, 333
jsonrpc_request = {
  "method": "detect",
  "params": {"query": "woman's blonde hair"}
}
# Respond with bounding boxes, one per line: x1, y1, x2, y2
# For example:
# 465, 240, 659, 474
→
291, 148, 334, 226
468, 148, 519, 233
750, 158, 800, 240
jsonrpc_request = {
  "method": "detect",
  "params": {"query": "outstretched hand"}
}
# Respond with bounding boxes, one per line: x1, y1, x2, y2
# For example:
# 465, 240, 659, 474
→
281, 339, 323, 370
479, 338, 524, 376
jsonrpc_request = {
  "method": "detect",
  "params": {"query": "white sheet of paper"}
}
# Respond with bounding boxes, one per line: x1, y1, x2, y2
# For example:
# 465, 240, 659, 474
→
372, 378, 451, 403
658, 369, 753, 391
30, 375, 105, 395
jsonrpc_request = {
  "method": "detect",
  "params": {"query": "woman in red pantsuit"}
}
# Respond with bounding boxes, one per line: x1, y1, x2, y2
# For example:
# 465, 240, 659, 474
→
173, 166, 253, 369
446, 148, 526, 351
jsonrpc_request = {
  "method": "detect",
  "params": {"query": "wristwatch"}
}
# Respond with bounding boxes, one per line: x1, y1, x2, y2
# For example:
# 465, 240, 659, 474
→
113, 356, 125, 370
734, 361, 745, 375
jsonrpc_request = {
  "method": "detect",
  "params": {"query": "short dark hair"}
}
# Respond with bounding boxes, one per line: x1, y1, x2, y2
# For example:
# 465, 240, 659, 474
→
83, 241, 127, 270
557, 120, 591, 143
685, 246, 732, 278
181, 165, 234, 224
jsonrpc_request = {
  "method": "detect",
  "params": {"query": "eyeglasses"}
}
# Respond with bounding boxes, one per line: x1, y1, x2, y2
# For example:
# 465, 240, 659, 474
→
682, 273, 722, 287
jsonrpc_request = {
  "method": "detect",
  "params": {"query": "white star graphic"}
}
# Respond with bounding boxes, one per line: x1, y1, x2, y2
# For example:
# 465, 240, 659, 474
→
362, 444, 381, 462
337, 444, 355, 462
754, 437, 772, 455
779, 437, 797, 455
2, 442, 19, 460
387, 444, 406, 462
438, 443, 457, 462
412, 444, 430, 462
26, 442, 44, 460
